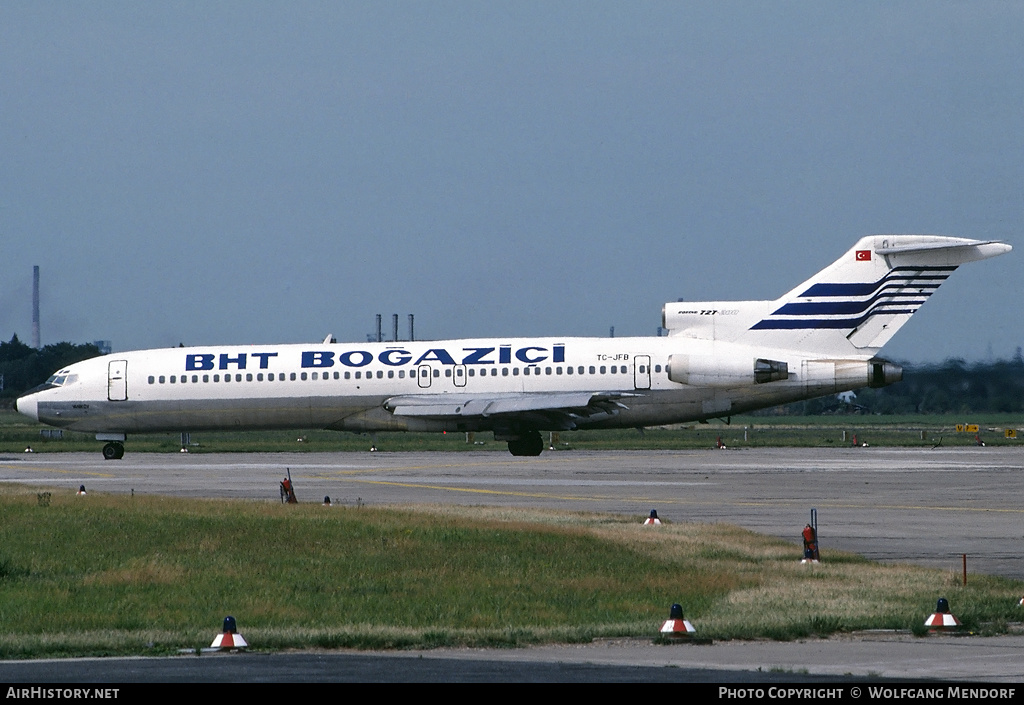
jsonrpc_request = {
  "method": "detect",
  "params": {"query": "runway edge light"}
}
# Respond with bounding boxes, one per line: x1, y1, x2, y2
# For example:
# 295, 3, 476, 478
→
659, 603, 696, 639
211, 615, 249, 651
924, 598, 961, 630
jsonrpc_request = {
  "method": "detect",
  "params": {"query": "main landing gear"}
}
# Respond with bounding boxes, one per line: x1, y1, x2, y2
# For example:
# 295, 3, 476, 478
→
102, 442, 125, 460
506, 430, 544, 457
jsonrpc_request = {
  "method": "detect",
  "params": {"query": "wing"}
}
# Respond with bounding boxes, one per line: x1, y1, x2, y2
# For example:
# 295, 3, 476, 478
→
383, 391, 633, 430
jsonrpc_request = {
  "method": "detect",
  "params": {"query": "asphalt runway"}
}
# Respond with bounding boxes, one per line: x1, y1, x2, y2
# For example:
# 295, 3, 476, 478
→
2, 446, 1023, 682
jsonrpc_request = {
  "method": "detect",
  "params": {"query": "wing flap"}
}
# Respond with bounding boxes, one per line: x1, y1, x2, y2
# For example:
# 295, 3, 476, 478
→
385, 392, 608, 418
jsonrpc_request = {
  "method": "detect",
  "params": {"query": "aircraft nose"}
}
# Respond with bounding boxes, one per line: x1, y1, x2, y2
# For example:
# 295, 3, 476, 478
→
15, 394, 38, 422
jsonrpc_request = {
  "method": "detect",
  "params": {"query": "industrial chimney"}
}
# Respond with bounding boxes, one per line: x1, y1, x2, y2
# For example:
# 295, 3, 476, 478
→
32, 266, 40, 349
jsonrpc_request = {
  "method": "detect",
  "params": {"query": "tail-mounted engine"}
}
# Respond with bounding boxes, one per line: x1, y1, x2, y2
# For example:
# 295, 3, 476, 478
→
668, 355, 789, 387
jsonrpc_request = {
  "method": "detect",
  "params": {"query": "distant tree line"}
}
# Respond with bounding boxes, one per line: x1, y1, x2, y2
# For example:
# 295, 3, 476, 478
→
762, 355, 1024, 416
0, 335, 101, 400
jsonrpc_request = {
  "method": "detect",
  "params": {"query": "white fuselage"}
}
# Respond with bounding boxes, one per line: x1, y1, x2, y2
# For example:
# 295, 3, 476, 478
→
17, 335, 885, 437
20, 235, 1006, 457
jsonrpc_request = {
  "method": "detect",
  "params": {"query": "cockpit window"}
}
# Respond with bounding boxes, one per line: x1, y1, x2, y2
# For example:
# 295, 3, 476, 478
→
44, 371, 77, 387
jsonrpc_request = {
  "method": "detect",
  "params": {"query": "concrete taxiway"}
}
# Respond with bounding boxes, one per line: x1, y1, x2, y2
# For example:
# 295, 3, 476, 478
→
1, 446, 1022, 682
5, 635, 1024, 682
2, 446, 1022, 578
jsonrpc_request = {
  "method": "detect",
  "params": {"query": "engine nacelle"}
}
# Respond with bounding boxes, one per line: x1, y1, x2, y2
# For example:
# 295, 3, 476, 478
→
661, 300, 772, 340
869, 360, 903, 388
803, 359, 903, 392
668, 354, 789, 387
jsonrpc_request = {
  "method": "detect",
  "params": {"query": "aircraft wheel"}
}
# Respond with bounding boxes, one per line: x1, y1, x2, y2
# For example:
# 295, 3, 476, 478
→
102, 442, 124, 460
507, 431, 543, 457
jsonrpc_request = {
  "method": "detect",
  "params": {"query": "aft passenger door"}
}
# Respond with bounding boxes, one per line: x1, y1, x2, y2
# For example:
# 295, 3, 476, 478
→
108, 360, 128, 401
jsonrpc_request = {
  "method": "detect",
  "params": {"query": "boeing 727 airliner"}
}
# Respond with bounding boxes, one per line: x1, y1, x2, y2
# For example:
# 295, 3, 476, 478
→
16, 235, 1010, 458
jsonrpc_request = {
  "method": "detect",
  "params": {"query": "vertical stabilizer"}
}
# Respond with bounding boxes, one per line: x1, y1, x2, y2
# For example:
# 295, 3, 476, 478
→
746, 235, 1010, 356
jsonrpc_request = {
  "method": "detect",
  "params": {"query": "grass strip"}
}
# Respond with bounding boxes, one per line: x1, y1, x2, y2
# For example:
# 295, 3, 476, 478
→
0, 489, 1020, 658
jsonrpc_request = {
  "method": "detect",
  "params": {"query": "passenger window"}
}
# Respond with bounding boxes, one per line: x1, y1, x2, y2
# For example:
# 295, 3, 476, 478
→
169, 376, 176, 383
599, 366, 606, 374
377, 370, 383, 379
290, 373, 296, 381
148, 376, 155, 384
192, 375, 199, 383
502, 368, 509, 376
388, 370, 394, 379
159, 376, 165, 384
236, 374, 242, 382
345, 371, 351, 379
589, 366, 596, 374
312, 372, 318, 380
203, 375, 210, 383
257, 373, 263, 381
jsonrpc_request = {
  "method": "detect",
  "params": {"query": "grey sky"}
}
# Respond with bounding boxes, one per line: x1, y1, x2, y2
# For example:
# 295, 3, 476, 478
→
2, 2, 1020, 362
